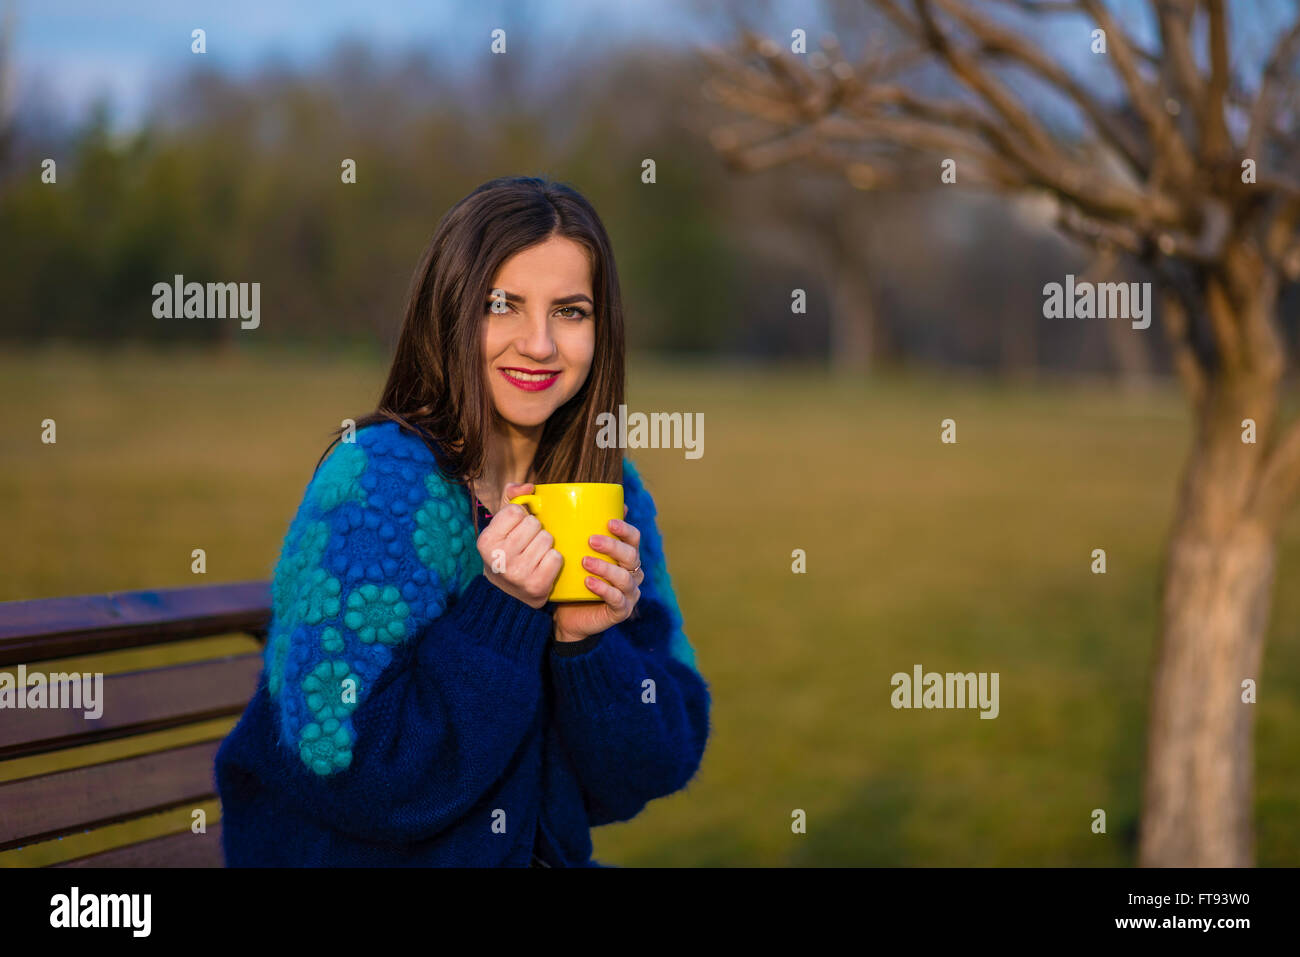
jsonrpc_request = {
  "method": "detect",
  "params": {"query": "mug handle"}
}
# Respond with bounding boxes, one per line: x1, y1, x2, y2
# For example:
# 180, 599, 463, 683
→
508, 493, 541, 512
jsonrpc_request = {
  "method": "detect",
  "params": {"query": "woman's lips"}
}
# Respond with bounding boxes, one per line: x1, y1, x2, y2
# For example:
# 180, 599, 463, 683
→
499, 368, 560, 392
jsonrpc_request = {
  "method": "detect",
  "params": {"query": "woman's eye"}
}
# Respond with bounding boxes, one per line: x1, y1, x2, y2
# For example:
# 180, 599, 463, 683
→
484, 301, 589, 319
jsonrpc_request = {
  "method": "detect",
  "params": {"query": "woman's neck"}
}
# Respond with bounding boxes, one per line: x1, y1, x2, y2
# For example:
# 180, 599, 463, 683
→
474, 418, 543, 512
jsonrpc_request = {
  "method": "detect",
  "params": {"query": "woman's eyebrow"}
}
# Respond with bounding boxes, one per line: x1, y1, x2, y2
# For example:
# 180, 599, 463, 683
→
490, 290, 594, 306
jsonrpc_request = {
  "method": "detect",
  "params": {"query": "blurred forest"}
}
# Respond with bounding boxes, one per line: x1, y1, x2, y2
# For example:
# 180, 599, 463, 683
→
3, 16, 1263, 379
0, 21, 1232, 377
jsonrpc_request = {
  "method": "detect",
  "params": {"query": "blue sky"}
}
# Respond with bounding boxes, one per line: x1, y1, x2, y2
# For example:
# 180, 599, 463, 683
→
11, 0, 776, 130
12, 0, 1290, 135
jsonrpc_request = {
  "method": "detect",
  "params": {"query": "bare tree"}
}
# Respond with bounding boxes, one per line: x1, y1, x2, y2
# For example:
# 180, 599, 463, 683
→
703, 0, 1300, 866
719, 168, 892, 370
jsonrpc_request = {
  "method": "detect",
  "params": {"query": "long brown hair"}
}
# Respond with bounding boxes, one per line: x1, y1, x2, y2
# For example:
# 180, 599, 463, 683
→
315, 175, 626, 494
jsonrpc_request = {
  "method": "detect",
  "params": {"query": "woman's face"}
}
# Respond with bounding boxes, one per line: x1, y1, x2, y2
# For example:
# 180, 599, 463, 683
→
482, 235, 596, 431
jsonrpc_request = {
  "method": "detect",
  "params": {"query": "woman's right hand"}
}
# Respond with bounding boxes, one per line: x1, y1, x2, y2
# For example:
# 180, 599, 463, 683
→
477, 482, 564, 609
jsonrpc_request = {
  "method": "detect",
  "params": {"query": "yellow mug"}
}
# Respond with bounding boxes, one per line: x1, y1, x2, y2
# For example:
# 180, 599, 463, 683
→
508, 483, 625, 602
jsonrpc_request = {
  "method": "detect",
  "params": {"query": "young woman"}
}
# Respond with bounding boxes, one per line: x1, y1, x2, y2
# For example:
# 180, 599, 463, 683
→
214, 175, 711, 866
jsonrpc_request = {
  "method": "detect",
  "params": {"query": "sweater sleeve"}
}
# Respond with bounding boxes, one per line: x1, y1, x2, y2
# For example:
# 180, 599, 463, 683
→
547, 459, 711, 826
254, 422, 552, 844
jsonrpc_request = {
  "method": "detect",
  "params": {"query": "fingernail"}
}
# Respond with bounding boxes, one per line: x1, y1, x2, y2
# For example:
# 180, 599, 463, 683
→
589, 535, 601, 546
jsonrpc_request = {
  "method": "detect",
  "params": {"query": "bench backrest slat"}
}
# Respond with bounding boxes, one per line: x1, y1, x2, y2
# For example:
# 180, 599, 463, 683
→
0, 582, 271, 667
53, 822, 225, 868
0, 740, 223, 851
0, 654, 263, 761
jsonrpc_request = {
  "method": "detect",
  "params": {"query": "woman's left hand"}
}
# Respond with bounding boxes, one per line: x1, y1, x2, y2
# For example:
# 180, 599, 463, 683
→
553, 506, 644, 643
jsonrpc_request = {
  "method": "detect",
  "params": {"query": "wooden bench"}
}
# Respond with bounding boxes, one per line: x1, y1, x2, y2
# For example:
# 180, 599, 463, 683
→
0, 582, 270, 867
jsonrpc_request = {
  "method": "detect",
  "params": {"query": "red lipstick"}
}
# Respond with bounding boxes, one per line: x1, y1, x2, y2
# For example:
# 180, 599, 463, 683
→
499, 367, 560, 392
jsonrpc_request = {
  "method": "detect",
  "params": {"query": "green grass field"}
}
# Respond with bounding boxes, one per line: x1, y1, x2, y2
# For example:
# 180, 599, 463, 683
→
3, 345, 1298, 865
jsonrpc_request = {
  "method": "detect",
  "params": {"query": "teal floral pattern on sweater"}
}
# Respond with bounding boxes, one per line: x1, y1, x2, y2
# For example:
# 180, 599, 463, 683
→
299, 717, 353, 775
266, 519, 337, 698
261, 421, 700, 778
344, 584, 410, 645
302, 659, 360, 721
413, 469, 482, 607
263, 423, 482, 776
308, 442, 368, 513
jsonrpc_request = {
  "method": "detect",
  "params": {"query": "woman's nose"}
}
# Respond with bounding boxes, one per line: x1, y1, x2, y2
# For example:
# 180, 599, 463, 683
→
519, 312, 557, 358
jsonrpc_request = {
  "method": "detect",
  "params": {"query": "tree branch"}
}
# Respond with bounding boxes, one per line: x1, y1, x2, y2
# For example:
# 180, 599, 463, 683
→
909, 0, 1059, 157
1246, 14, 1300, 160
1202, 0, 1232, 161
1158, 288, 1208, 407
897, 1, 1184, 224
1253, 418, 1300, 524
1078, 0, 1198, 186
981, 0, 1083, 12
1264, 194, 1300, 278
712, 21, 1186, 229
1154, 0, 1204, 125
1057, 203, 1145, 255
932, 0, 1150, 176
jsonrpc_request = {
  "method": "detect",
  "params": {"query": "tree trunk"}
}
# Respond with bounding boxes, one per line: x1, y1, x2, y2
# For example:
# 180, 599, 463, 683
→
816, 207, 881, 374
1104, 317, 1153, 392
828, 258, 878, 374
1140, 479, 1277, 865
998, 287, 1037, 381
1139, 262, 1283, 866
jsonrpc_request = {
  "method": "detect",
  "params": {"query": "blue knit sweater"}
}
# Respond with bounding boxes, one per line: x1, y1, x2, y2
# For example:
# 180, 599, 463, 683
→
213, 421, 710, 866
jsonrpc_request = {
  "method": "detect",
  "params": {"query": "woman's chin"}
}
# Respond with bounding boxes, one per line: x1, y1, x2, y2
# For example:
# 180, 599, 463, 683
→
498, 406, 555, 431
